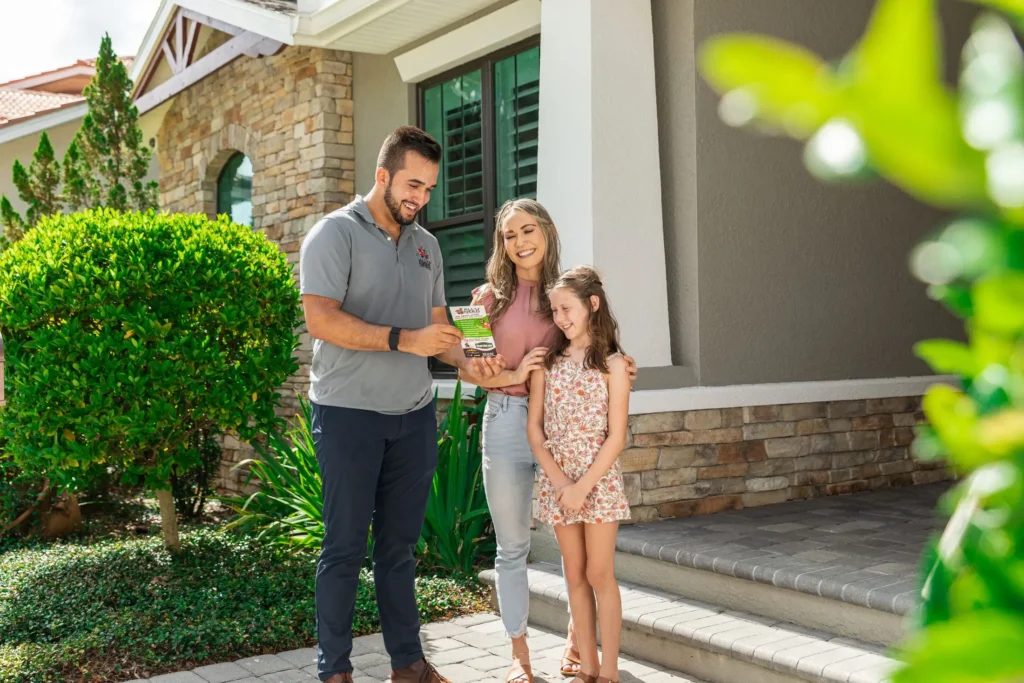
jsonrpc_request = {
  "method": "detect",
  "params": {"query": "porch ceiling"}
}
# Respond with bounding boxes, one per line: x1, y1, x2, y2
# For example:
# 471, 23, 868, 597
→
295, 0, 503, 54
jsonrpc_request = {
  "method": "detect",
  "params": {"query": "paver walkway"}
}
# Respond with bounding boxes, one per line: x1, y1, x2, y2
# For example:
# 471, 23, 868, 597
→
615, 482, 947, 614
126, 613, 704, 683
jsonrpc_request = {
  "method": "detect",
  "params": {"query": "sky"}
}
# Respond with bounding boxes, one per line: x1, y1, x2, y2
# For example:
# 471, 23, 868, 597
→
0, 0, 162, 84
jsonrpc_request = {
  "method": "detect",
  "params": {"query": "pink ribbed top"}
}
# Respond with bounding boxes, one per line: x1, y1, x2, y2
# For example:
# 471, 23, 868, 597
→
474, 280, 558, 397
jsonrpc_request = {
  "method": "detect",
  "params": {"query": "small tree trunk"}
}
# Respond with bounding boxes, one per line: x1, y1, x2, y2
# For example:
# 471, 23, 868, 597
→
156, 488, 180, 552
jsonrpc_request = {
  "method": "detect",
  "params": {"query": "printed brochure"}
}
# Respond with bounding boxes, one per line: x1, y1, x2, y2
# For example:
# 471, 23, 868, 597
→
449, 305, 497, 358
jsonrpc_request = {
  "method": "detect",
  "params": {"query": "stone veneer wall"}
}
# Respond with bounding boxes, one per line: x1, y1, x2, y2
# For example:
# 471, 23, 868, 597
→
156, 45, 355, 493
533, 396, 951, 524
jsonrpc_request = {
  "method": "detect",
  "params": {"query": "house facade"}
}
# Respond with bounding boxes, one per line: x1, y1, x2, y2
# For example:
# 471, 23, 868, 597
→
121, 0, 967, 513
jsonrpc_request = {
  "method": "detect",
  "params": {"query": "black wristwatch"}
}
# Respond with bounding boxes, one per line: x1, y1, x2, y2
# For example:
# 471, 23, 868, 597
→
388, 326, 402, 351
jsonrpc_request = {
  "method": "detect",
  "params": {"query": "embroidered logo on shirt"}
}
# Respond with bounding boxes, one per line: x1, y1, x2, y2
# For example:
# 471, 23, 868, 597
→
417, 246, 431, 269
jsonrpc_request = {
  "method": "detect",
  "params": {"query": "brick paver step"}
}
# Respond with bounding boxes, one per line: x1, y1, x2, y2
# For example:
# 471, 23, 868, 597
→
481, 563, 899, 683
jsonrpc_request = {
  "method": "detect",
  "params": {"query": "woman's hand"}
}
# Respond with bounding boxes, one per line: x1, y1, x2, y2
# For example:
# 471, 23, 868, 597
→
557, 483, 589, 512
513, 346, 548, 385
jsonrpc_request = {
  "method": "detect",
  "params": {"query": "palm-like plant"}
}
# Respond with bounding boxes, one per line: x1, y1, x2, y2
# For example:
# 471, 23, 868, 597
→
420, 383, 495, 573
223, 385, 495, 574
220, 395, 323, 549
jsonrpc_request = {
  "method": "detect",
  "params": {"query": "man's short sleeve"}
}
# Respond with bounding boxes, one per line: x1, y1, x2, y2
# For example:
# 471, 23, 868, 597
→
432, 246, 446, 308
300, 217, 352, 303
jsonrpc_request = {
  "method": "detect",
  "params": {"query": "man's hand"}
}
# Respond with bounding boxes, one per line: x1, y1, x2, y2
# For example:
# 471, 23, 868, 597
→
399, 324, 462, 357
557, 483, 589, 512
464, 355, 507, 381
513, 347, 547, 385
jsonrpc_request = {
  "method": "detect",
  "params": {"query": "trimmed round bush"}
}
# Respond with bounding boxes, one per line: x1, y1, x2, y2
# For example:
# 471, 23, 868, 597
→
0, 209, 300, 493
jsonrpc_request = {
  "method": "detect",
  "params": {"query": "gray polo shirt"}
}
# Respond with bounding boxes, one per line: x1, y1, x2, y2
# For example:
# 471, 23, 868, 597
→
299, 196, 445, 414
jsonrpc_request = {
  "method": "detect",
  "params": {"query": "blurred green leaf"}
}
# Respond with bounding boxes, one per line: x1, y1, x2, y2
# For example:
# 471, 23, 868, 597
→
974, 273, 1024, 335
698, 35, 841, 137
916, 339, 979, 375
923, 385, 984, 467
892, 611, 1024, 683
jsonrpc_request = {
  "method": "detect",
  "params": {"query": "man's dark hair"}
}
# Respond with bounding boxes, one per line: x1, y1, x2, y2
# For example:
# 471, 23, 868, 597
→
377, 126, 442, 177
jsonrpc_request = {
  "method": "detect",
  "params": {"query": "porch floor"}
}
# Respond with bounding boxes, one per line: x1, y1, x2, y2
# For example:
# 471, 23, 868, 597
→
616, 483, 950, 615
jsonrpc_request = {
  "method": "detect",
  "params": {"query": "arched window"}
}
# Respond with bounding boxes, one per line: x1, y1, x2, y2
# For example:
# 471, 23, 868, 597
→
216, 153, 253, 226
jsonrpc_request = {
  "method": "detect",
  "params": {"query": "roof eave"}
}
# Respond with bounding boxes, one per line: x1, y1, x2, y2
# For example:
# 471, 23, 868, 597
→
0, 102, 88, 145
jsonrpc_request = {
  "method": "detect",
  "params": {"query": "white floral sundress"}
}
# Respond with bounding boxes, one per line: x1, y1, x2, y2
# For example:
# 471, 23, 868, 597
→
535, 355, 631, 527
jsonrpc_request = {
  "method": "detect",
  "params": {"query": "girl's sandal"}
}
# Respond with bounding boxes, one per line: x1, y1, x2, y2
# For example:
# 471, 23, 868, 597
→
571, 674, 598, 683
597, 678, 619, 683
560, 646, 582, 677
505, 652, 534, 683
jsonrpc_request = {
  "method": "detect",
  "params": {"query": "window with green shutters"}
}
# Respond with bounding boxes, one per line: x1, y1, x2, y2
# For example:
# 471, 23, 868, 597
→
216, 153, 253, 227
419, 40, 541, 309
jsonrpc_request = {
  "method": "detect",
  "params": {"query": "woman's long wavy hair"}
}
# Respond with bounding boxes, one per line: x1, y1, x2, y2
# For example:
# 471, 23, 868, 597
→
544, 266, 623, 374
483, 199, 562, 323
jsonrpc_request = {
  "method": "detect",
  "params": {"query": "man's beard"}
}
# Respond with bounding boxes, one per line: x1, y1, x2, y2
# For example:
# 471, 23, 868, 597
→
384, 179, 416, 226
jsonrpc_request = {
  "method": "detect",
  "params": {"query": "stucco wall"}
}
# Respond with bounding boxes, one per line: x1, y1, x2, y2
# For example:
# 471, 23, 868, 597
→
352, 52, 414, 195
653, 0, 973, 386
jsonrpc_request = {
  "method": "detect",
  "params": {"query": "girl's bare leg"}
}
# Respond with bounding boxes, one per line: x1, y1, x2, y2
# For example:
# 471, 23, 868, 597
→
561, 618, 581, 676
555, 523, 599, 677
584, 522, 622, 682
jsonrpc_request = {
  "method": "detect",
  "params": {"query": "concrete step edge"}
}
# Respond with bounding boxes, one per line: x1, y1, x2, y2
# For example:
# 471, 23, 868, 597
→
479, 564, 899, 683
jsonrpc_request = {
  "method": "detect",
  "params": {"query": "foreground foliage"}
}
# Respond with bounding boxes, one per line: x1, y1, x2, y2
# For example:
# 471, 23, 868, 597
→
0, 528, 487, 683
699, 0, 1024, 680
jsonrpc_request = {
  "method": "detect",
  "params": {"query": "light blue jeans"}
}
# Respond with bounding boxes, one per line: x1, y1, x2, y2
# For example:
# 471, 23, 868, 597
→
481, 393, 537, 638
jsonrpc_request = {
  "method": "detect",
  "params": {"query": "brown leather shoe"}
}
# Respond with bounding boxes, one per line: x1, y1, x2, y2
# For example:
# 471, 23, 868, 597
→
324, 674, 353, 683
391, 658, 452, 682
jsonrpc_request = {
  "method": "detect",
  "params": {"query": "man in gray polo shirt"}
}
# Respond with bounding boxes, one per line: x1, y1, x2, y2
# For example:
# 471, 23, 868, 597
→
300, 126, 504, 683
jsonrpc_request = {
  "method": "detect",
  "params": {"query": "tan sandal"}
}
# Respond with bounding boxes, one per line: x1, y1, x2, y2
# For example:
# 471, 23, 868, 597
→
506, 651, 533, 683
597, 677, 619, 683
560, 646, 582, 677
572, 674, 598, 683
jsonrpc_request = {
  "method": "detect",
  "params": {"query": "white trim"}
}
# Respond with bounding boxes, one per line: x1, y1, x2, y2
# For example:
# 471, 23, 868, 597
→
433, 379, 480, 401
295, 0, 400, 40
174, 0, 296, 44
432, 375, 955, 413
626, 375, 955, 415
393, 0, 541, 83
130, 0, 177, 85
0, 103, 87, 144
130, 0, 294, 95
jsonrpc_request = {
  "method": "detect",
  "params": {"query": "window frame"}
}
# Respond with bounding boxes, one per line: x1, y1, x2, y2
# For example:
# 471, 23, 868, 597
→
416, 36, 541, 377
216, 151, 253, 227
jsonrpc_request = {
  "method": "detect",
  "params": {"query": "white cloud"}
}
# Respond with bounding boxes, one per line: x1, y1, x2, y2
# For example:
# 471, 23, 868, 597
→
0, 0, 162, 84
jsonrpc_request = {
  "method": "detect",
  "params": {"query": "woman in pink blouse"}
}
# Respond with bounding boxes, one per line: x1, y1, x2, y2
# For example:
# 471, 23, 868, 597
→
462, 199, 636, 683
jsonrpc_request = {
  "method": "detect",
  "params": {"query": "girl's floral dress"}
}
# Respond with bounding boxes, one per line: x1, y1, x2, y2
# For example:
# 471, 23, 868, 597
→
535, 355, 631, 527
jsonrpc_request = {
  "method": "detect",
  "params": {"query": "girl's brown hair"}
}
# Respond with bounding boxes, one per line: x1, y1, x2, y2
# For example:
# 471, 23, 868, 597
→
482, 199, 562, 323
544, 266, 623, 374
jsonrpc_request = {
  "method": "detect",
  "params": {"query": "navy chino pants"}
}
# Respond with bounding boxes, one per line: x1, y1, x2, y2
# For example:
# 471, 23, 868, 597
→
311, 400, 438, 680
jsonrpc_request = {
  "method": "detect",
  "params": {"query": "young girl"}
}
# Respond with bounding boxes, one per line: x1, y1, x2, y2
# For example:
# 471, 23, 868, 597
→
527, 266, 631, 683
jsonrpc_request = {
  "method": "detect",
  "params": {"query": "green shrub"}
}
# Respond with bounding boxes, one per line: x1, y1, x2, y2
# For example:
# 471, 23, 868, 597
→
0, 209, 301, 549
0, 528, 487, 682
0, 458, 40, 537
224, 383, 495, 573
170, 427, 222, 519
698, 1, 1024, 680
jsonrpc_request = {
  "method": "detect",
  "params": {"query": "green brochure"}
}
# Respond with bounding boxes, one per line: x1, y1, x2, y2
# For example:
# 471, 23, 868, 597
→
449, 305, 497, 358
